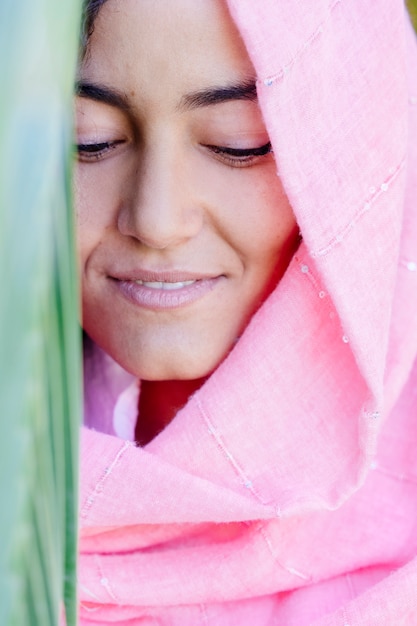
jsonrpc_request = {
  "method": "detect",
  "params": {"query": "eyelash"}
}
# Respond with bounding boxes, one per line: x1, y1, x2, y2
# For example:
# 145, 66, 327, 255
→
76, 140, 124, 161
75, 140, 272, 166
204, 142, 272, 166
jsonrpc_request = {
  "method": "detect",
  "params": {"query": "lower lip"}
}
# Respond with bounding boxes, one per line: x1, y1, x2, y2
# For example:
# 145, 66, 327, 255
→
115, 277, 223, 310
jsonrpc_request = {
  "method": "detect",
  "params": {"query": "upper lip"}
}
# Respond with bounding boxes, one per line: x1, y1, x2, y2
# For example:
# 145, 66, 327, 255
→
109, 269, 222, 283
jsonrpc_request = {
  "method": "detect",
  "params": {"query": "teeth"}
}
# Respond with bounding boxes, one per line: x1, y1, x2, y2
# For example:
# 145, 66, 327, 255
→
135, 280, 196, 290
162, 280, 195, 290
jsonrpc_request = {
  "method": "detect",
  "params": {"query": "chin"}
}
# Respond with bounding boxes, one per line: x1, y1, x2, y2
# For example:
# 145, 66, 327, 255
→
126, 343, 231, 382
85, 318, 239, 382
134, 359, 217, 382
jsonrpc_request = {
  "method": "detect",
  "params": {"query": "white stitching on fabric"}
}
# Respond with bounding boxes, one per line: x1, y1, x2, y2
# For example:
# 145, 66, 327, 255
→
196, 397, 271, 506
95, 555, 119, 602
79, 584, 101, 603
400, 258, 417, 271
345, 572, 356, 599
259, 0, 342, 86
80, 440, 133, 519
79, 603, 100, 613
296, 259, 353, 343
374, 464, 417, 486
310, 159, 406, 258
296, 259, 328, 298
258, 525, 311, 581
342, 608, 351, 626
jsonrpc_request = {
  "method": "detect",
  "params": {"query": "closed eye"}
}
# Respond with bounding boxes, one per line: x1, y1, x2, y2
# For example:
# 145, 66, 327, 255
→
203, 142, 272, 166
76, 140, 125, 161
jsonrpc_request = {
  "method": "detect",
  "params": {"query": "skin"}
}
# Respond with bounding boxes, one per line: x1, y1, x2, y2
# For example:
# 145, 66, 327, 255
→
75, 0, 298, 443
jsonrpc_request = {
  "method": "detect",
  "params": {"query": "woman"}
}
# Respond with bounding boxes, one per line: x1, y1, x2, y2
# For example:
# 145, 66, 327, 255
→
75, 0, 417, 624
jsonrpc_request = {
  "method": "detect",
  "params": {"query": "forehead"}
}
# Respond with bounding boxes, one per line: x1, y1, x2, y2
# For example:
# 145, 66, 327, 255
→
80, 0, 255, 105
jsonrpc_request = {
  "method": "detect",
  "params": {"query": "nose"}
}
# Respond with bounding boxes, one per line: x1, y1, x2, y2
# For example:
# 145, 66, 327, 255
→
117, 146, 204, 249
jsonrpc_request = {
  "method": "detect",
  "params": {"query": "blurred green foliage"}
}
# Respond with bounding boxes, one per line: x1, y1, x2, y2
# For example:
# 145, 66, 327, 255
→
0, 1, 82, 624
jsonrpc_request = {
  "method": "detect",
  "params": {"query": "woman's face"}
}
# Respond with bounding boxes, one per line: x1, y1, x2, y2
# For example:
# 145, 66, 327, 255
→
75, 0, 297, 380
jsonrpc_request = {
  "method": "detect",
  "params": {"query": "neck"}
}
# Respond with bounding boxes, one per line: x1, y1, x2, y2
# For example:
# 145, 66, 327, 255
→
135, 378, 206, 446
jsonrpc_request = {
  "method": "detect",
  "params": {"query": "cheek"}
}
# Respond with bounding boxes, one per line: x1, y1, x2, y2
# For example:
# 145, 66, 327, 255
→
256, 183, 297, 263
213, 166, 296, 267
75, 163, 115, 221
74, 163, 119, 264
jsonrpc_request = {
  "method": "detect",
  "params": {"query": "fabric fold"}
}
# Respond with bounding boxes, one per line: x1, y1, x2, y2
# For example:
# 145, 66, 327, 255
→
78, 1, 417, 624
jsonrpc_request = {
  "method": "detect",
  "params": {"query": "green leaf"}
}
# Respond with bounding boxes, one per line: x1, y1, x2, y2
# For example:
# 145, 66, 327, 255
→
0, 1, 82, 624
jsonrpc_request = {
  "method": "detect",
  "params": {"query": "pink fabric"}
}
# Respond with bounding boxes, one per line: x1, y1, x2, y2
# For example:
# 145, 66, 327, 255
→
78, 2, 417, 624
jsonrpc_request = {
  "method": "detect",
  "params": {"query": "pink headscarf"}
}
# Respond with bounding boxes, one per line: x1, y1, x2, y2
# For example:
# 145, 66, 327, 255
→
78, 1, 417, 624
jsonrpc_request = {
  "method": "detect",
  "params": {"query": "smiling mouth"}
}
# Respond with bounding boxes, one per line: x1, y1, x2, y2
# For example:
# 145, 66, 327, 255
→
114, 275, 223, 310
134, 279, 197, 290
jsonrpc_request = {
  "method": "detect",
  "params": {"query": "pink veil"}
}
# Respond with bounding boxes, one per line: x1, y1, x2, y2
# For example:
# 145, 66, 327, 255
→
78, 2, 417, 624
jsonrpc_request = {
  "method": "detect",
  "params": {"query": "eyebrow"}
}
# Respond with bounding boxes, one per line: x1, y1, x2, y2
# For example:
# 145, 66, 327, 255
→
179, 79, 258, 110
75, 79, 258, 112
75, 81, 132, 112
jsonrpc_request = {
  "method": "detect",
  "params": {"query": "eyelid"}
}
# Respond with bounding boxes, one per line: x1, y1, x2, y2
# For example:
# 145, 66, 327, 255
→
205, 142, 272, 157
75, 139, 126, 161
75, 138, 272, 165
202, 141, 272, 166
